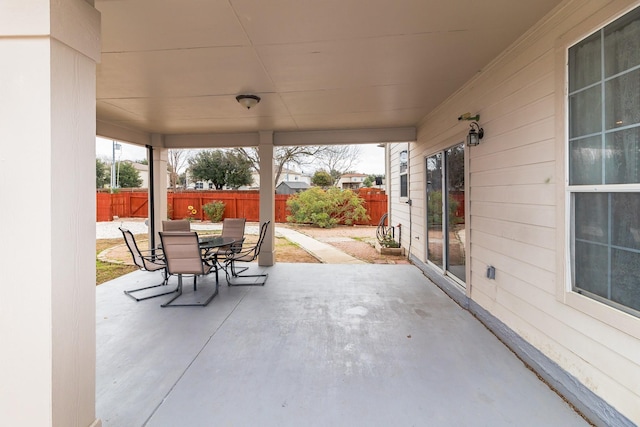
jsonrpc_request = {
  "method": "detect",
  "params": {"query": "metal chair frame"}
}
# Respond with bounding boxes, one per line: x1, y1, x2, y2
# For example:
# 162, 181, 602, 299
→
223, 221, 270, 286
119, 227, 178, 301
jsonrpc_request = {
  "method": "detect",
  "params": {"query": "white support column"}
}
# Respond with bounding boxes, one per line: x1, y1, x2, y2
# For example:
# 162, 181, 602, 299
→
149, 137, 168, 246
0, 1, 100, 426
258, 131, 276, 266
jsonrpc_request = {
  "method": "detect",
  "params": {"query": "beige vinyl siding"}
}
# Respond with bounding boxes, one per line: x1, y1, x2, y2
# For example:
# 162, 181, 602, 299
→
391, 0, 640, 421
388, 144, 411, 250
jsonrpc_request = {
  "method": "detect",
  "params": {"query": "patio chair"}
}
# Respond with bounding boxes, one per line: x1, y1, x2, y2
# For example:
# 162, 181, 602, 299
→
119, 227, 178, 301
159, 231, 218, 307
210, 217, 247, 271
162, 219, 191, 232
223, 221, 270, 286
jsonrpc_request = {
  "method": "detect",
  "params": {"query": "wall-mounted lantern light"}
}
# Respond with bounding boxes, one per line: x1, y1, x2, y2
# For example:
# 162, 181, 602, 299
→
467, 121, 484, 146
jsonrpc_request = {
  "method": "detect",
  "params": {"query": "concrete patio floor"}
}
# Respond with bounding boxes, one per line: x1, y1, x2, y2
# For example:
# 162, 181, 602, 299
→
96, 263, 590, 427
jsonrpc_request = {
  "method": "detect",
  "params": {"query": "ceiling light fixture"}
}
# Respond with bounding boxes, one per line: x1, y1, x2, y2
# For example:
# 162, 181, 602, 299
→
236, 94, 261, 109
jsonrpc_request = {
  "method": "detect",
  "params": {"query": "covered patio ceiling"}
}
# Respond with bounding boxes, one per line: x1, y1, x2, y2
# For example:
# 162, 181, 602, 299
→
95, 0, 563, 143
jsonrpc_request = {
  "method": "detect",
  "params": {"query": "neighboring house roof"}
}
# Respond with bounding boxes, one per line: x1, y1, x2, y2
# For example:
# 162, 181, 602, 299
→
277, 181, 310, 189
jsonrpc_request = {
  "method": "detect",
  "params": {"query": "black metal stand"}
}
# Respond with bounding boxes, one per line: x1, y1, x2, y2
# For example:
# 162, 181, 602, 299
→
123, 272, 180, 302
161, 273, 218, 307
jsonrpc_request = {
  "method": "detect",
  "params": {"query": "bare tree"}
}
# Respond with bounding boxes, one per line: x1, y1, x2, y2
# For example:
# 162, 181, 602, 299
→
315, 145, 362, 184
234, 146, 329, 186
167, 149, 192, 190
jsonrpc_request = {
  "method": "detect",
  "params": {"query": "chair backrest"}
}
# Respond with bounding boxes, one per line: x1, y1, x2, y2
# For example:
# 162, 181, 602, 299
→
221, 218, 246, 240
159, 231, 205, 275
162, 220, 191, 232
221, 218, 246, 251
119, 227, 164, 272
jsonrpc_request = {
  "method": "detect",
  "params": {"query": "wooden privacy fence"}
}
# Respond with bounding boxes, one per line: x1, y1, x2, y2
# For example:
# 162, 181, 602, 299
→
96, 189, 387, 226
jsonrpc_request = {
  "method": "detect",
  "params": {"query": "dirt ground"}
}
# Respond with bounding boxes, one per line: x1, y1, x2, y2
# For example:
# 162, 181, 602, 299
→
99, 223, 408, 265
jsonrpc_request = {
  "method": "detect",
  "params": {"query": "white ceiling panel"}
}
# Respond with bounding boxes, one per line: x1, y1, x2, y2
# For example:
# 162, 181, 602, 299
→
280, 84, 434, 116
257, 30, 506, 92
99, 0, 248, 52
231, 0, 549, 45
95, 0, 564, 138
97, 47, 274, 98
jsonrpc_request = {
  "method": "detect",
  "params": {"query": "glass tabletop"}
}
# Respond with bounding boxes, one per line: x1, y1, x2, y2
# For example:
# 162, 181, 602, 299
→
198, 235, 236, 249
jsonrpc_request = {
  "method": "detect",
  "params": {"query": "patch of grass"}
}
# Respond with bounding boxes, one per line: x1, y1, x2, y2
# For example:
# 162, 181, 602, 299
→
353, 236, 375, 243
96, 237, 138, 285
97, 260, 137, 285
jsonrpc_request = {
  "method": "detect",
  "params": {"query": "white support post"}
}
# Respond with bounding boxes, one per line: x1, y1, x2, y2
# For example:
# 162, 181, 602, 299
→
149, 137, 168, 246
258, 131, 276, 266
0, 1, 101, 426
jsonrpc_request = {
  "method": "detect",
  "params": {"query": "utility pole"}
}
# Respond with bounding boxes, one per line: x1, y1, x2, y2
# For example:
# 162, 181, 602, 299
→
111, 141, 121, 193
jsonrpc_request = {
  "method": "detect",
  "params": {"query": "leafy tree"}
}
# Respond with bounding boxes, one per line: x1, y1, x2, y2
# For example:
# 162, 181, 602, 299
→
116, 161, 143, 188
189, 150, 226, 189
286, 187, 369, 228
188, 149, 253, 189
362, 174, 383, 187
225, 151, 254, 189
329, 169, 342, 185
311, 170, 333, 187
96, 158, 110, 188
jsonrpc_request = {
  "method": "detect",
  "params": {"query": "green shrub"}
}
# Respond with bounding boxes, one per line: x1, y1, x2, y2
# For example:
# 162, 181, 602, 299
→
202, 201, 225, 222
286, 187, 369, 228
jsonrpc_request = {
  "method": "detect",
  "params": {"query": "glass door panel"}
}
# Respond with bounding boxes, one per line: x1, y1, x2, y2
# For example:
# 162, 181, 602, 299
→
426, 153, 443, 268
446, 144, 466, 282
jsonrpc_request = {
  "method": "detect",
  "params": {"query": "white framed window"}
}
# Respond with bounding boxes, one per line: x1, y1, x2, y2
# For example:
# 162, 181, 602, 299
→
567, 5, 640, 317
399, 149, 408, 198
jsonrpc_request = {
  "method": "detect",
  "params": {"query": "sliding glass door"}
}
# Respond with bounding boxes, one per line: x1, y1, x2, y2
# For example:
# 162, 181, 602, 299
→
426, 143, 466, 284
426, 153, 444, 267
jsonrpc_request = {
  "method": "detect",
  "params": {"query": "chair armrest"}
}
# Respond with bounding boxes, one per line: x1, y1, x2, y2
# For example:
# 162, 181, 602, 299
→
139, 250, 165, 264
230, 238, 245, 253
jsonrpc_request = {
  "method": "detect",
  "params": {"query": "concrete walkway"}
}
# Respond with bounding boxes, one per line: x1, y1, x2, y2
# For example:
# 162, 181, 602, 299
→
277, 227, 365, 264
98, 220, 365, 264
